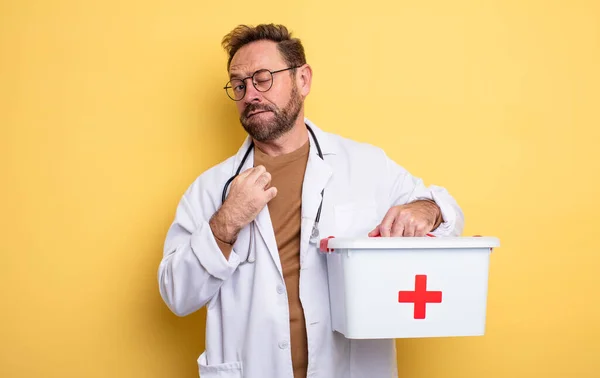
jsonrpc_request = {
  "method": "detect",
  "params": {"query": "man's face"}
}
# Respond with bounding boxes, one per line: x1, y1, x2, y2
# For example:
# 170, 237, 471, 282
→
228, 40, 303, 142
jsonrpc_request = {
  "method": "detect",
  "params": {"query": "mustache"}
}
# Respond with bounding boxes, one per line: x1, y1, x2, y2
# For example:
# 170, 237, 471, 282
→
242, 103, 275, 118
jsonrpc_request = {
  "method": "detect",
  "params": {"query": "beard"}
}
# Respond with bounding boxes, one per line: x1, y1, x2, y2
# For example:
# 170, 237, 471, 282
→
239, 84, 303, 142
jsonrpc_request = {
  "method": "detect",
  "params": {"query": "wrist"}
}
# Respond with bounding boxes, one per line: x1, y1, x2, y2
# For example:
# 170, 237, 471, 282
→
415, 199, 442, 229
209, 208, 240, 244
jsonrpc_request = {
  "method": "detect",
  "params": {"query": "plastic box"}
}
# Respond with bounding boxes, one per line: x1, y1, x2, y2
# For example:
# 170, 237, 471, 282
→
319, 236, 500, 339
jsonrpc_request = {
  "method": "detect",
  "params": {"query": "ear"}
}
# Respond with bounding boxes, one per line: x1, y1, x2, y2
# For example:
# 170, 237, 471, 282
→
296, 64, 312, 98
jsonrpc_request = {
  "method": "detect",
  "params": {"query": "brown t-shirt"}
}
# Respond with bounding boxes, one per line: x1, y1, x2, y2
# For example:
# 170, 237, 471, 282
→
213, 140, 310, 378
254, 140, 310, 378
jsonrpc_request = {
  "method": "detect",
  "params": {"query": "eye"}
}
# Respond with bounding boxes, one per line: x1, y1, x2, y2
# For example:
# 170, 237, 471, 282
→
233, 83, 246, 93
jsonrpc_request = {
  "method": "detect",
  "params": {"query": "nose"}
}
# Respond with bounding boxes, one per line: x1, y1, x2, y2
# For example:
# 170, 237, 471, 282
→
243, 79, 261, 104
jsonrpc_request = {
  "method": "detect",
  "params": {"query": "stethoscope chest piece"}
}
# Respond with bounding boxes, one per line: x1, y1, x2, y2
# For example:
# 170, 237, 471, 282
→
309, 221, 320, 244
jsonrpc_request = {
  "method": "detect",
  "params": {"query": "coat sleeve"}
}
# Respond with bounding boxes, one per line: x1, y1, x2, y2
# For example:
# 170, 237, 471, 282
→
383, 151, 465, 236
157, 180, 242, 316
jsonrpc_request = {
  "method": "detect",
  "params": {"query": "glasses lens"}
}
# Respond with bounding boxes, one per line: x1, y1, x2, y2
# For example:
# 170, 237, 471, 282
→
226, 79, 245, 100
253, 70, 273, 92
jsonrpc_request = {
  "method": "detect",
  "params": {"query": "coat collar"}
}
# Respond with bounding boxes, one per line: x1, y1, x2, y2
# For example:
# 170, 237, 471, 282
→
230, 117, 337, 174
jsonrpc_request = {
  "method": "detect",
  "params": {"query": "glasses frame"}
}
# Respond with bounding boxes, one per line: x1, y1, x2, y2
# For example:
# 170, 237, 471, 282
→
223, 66, 299, 101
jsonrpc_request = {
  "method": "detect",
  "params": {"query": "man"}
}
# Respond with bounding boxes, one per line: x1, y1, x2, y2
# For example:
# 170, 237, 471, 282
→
158, 24, 464, 378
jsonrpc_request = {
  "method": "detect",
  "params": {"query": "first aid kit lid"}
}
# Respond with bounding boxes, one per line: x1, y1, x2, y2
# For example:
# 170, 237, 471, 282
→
325, 236, 500, 250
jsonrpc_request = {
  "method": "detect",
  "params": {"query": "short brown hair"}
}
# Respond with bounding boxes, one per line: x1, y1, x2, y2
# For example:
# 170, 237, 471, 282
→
221, 24, 307, 71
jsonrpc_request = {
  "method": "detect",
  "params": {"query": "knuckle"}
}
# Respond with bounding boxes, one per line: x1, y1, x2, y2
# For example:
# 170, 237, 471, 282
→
398, 211, 411, 220
396, 216, 408, 225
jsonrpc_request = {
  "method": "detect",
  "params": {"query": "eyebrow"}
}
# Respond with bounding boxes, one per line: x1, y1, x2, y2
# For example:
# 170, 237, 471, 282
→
229, 69, 251, 80
228, 68, 270, 80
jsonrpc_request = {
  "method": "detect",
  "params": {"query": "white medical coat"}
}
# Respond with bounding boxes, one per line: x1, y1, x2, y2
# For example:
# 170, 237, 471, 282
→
158, 118, 464, 378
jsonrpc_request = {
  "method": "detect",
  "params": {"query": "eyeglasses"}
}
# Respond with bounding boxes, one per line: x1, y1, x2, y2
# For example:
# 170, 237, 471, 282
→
223, 66, 299, 101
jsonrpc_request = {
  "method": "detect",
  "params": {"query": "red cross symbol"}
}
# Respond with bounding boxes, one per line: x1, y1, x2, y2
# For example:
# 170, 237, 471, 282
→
398, 275, 442, 319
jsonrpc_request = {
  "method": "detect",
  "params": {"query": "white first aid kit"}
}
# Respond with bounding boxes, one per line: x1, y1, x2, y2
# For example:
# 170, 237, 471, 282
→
319, 236, 500, 339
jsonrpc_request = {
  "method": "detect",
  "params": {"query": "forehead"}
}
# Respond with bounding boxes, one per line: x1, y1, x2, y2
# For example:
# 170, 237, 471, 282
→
229, 40, 286, 77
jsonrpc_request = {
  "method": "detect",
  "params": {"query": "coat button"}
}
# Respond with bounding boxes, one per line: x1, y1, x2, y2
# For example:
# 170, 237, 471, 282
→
276, 285, 285, 294
278, 340, 289, 349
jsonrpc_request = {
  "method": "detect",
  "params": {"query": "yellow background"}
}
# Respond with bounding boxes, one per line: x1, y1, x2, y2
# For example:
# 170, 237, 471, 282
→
1, 0, 599, 377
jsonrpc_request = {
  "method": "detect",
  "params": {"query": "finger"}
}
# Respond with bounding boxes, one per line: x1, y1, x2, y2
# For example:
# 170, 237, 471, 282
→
239, 164, 263, 178
255, 171, 272, 189
390, 221, 405, 237
246, 165, 266, 182
264, 186, 277, 201
403, 222, 416, 237
414, 224, 428, 237
380, 224, 392, 237
368, 227, 381, 237
379, 209, 398, 237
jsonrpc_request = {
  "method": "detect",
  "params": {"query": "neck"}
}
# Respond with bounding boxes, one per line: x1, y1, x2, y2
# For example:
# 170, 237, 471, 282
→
253, 117, 308, 157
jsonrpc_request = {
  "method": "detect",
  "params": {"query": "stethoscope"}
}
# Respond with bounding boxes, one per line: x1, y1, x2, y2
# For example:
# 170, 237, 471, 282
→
221, 124, 324, 245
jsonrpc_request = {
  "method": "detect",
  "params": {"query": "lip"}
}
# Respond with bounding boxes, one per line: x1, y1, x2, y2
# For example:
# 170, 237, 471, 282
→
247, 110, 270, 118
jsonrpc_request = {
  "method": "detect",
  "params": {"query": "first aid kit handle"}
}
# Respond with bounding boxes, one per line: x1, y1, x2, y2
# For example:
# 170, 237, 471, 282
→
318, 233, 437, 254
319, 236, 336, 253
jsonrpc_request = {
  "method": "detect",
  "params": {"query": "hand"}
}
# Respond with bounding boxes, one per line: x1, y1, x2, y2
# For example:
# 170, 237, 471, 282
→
210, 165, 277, 243
368, 200, 442, 237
